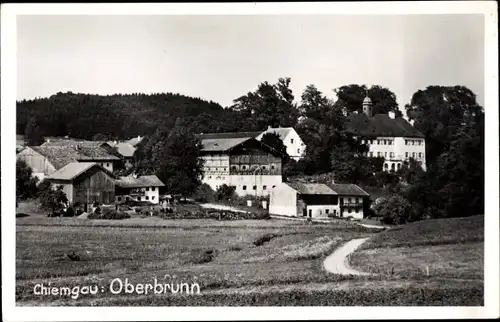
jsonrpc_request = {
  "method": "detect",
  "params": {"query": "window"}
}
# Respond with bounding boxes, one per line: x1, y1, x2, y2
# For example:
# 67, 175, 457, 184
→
231, 165, 237, 170
117, 196, 122, 202
377, 140, 381, 145
271, 165, 275, 170
370, 152, 373, 157
146, 187, 149, 191
152, 196, 155, 200
208, 176, 212, 179
263, 185, 267, 190
405, 140, 409, 145
326, 209, 329, 214
297, 148, 300, 153
291, 139, 294, 144
383, 140, 386, 145
390, 152, 394, 158
224, 168, 226, 171
253, 185, 257, 190
272, 185, 276, 188
262, 166, 267, 170
348, 209, 352, 214
242, 185, 247, 191
377, 152, 382, 157
388, 140, 392, 145
384, 152, 387, 157
215, 168, 218, 171
242, 166, 247, 170
419, 152, 423, 158
412, 152, 416, 158
348, 198, 352, 203
405, 152, 409, 158
151, 187, 155, 191
107, 163, 110, 167
138, 197, 141, 201
145, 196, 149, 200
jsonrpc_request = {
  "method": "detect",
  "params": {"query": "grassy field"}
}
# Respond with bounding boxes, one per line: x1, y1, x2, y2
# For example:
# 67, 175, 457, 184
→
350, 215, 484, 280
15, 202, 484, 306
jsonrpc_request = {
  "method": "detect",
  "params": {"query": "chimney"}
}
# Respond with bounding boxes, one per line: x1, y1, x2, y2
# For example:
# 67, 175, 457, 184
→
267, 125, 272, 130
388, 111, 395, 119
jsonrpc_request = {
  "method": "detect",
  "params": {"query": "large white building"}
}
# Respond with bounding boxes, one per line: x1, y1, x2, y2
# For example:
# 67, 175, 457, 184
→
345, 96, 426, 171
255, 126, 306, 161
196, 133, 284, 197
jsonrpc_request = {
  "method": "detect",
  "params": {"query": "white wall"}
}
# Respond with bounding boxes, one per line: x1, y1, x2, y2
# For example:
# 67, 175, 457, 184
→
115, 186, 160, 204
282, 130, 306, 161
363, 136, 426, 171
305, 205, 339, 218
269, 183, 298, 216
202, 174, 283, 197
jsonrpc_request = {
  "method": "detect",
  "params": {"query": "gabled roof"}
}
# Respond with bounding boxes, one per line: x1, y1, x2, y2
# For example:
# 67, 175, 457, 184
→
127, 136, 144, 147
30, 145, 120, 170
345, 113, 424, 138
287, 182, 336, 195
255, 127, 294, 141
113, 142, 136, 158
200, 137, 252, 152
41, 139, 109, 148
46, 162, 114, 181
328, 183, 369, 197
115, 175, 165, 188
195, 132, 262, 140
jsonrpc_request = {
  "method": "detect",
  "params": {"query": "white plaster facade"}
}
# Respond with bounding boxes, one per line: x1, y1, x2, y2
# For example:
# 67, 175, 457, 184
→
115, 186, 160, 204
203, 174, 282, 197
256, 127, 306, 161
362, 136, 426, 171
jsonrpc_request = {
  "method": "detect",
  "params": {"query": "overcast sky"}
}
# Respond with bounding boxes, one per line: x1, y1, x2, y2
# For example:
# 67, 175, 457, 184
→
17, 14, 485, 110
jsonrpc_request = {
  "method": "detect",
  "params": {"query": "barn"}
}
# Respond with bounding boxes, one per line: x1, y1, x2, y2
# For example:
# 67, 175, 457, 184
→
45, 162, 116, 212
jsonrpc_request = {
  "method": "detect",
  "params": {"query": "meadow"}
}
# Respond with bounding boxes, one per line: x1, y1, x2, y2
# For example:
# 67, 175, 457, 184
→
15, 205, 484, 306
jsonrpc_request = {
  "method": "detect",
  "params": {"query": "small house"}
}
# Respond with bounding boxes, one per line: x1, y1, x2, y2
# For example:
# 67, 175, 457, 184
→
45, 162, 116, 212
115, 174, 165, 204
255, 126, 306, 161
269, 182, 369, 219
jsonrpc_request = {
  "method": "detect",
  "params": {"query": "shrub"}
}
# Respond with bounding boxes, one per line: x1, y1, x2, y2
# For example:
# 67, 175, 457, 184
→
373, 194, 411, 225
215, 184, 237, 201
63, 206, 75, 217
39, 185, 68, 214
160, 210, 270, 220
88, 208, 130, 220
191, 183, 216, 203
16, 159, 39, 200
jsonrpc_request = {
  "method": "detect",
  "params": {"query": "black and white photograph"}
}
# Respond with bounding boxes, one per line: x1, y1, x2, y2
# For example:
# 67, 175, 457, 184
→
1, 2, 498, 321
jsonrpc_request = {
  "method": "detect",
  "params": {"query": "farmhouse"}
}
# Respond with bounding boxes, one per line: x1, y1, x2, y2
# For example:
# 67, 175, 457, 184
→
269, 182, 369, 219
45, 162, 116, 211
115, 174, 165, 204
16, 144, 120, 181
107, 141, 136, 168
345, 95, 426, 171
255, 126, 306, 160
196, 133, 283, 197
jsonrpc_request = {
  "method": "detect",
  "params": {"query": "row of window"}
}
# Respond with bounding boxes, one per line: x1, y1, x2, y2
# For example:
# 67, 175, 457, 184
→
214, 185, 277, 191
405, 139, 424, 146
205, 165, 278, 172
100, 162, 111, 167
405, 152, 424, 159
363, 139, 394, 146
116, 195, 156, 202
289, 139, 304, 145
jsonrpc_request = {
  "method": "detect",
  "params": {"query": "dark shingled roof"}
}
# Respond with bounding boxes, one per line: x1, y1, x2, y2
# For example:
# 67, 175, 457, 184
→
115, 175, 165, 188
195, 132, 262, 140
30, 145, 120, 170
46, 162, 115, 181
287, 182, 336, 195
328, 183, 369, 197
345, 113, 424, 138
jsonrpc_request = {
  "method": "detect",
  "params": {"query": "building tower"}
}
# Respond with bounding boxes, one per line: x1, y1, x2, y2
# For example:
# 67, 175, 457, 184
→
362, 94, 372, 117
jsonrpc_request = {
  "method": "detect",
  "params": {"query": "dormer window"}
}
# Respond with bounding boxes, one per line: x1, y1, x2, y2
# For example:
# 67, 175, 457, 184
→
291, 139, 294, 144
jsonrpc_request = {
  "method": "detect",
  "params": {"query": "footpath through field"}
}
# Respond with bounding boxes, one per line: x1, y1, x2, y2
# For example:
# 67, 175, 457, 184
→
323, 238, 372, 276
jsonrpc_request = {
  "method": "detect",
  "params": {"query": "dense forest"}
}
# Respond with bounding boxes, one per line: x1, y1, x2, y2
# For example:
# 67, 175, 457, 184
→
16, 78, 485, 222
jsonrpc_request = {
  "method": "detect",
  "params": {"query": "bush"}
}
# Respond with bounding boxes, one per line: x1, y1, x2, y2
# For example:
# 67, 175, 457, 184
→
39, 185, 68, 214
191, 183, 216, 203
373, 195, 411, 225
215, 184, 236, 201
160, 209, 270, 220
63, 206, 75, 217
88, 208, 131, 220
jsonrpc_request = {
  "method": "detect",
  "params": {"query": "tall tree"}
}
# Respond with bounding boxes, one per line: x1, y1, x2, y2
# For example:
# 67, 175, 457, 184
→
16, 160, 39, 200
24, 117, 44, 146
333, 84, 401, 116
149, 123, 204, 196
405, 85, 483, 166
260, 132, 289, 163
229, 77, 299, 131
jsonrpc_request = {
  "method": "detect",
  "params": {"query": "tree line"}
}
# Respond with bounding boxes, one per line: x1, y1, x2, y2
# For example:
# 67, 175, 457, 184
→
17, 79, 484, 222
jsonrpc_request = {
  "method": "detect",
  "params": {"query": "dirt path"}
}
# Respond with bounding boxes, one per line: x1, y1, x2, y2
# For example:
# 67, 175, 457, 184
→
323, 238, 371, 276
